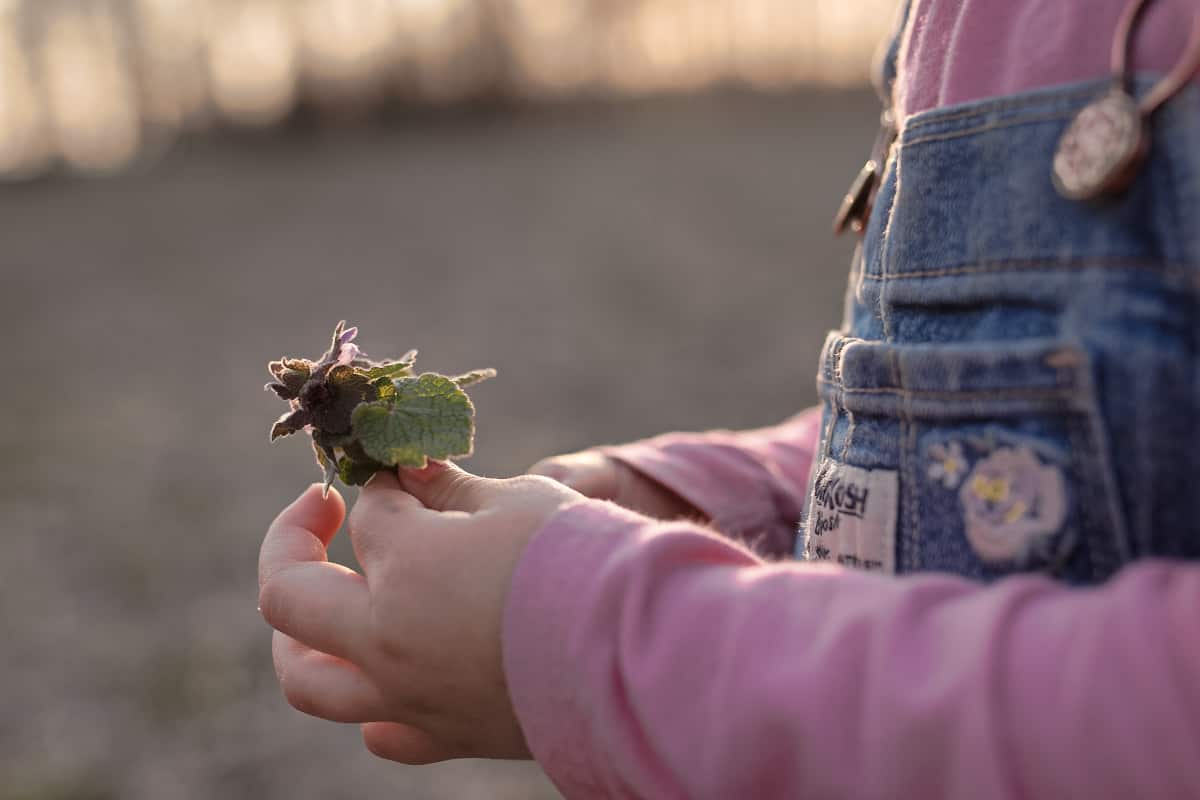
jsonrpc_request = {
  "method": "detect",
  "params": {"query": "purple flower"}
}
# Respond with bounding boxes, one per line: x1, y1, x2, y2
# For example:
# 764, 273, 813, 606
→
959, 446, 1067, 563
335, 342, 360, 366
266, 321, 373, 440
334, 326, 360, 365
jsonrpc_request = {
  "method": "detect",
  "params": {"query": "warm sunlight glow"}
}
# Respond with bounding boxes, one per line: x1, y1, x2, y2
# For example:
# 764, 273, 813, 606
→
0, 13, 50, 177
298, 0, 399, 91
136, 0, 211, 127
207, 0, 298, 126
40, 7, 141, 173
0, 0, 896, 178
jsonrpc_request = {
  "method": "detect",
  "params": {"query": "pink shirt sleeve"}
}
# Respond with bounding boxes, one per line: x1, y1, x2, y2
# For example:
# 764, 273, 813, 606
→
504, 500, 1200, 799
599, 407, 822, 558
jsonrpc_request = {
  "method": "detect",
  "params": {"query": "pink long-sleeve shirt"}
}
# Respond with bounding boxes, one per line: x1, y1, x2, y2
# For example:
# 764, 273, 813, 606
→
502, 3, 1200, 797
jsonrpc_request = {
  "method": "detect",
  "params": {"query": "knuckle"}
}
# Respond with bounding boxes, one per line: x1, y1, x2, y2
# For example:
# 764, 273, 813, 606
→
257, 578, 285, 628
439, 474, 474, 505
279, 669, 314, 715
368, 609, 409, 663
512, 473, 577, 498
347, 494, 374, 530
527, 457, 557, 474
258, 571, 306, 635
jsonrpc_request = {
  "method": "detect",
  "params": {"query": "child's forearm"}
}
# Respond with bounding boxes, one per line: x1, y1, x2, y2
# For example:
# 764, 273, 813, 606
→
599, 406, 821, 557
505, 501, 1200, 799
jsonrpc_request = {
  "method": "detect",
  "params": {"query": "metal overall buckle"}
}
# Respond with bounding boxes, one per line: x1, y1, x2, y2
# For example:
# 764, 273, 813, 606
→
1052, 0, 1200, 200
833, 109, 896, 237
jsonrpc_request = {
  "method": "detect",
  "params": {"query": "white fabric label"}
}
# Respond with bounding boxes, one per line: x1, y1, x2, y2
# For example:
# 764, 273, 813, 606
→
801, 460, 898, 573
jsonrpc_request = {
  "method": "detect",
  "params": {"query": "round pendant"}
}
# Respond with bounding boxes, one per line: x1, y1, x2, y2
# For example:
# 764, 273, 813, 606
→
1052, 89, 1148, 200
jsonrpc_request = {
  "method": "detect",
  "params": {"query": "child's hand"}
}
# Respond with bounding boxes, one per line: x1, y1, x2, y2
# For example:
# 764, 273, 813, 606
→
257, 462, 580, 763
529, 449, 702, 522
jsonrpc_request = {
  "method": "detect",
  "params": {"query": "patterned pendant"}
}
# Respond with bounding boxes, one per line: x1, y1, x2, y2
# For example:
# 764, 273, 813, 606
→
1052, 89, 1148, 200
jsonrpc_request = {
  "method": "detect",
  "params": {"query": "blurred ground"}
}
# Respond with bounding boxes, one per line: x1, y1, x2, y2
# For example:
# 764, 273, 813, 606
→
0, 87, 873, 799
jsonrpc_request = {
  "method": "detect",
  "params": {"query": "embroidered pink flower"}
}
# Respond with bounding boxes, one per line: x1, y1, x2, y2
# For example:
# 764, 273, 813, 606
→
959, 446, 1067, 563
927, 440, 967, 489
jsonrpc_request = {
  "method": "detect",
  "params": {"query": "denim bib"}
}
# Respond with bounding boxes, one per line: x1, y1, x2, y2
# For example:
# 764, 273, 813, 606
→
798, 76, 1200, 583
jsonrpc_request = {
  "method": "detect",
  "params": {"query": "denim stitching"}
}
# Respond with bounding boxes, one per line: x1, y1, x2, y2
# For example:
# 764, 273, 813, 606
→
820, 403, 836, 461
901, 84, 1106, 134
1078, 366, 1133, 573
819, 383, 1079, 401
859, 259, 1198, 286
880, 158, 898, 345
902, 111, 1081, 148
903, 419, 920, 572
842, 411, 856, 460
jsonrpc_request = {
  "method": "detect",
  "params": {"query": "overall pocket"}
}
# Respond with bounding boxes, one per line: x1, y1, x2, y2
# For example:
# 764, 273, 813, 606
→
801, 331, 1132, 583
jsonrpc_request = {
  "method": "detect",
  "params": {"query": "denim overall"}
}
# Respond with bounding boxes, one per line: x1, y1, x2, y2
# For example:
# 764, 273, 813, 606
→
797, 10, 1200, 583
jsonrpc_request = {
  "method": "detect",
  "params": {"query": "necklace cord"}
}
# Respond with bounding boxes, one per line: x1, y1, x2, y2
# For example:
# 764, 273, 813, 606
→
1111, 0, 1200, 115
1111, 0, 1151, 83
1139, 13, 1200, 115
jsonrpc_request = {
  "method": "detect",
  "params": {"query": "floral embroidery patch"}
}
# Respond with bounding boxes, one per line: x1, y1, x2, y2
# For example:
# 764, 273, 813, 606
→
927, 441, 967, 489
926, 439, 1068, 563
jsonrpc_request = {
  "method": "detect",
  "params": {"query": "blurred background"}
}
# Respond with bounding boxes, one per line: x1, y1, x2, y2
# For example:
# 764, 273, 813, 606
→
1, 0, 891, 797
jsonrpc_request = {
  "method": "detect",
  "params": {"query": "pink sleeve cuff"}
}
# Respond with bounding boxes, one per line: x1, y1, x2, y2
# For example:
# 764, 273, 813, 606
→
600, 408, 821, 557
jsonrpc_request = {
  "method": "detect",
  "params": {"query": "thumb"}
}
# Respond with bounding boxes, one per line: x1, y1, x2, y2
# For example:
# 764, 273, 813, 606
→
397, 460, 499, 513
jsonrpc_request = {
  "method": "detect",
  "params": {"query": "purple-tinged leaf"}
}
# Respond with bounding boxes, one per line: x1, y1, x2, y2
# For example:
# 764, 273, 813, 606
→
265, 381, 295, 399
270, 408, 311, 441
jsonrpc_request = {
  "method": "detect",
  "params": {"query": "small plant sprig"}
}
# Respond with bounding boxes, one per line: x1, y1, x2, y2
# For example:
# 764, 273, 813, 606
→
267, 321, 494, 494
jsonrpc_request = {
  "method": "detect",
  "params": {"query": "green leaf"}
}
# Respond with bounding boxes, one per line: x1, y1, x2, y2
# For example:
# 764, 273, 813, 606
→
312, 428, 354, 451
369, 376, 396, 401
364, 351, 418, 381
311, 438, 339, 495
320, 456, 338, 496
351, 374, 476, 468
312, 439, 330, 469
338, 456, 385, 486
450, 368, 497, 389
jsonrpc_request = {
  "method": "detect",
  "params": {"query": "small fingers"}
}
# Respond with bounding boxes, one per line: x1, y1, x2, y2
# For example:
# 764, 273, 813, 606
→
259, 484, 347, 590
361, 721, 465, 765
259, 561, 370, 661
273, 632, 390, 723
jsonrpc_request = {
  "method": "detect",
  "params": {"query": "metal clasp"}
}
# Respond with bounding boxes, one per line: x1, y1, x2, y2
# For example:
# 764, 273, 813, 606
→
833, 109, 895, 236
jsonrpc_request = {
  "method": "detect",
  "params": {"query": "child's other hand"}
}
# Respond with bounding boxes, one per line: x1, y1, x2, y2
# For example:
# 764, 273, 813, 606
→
257, 463, 580, 763
529, 449, 702, 522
